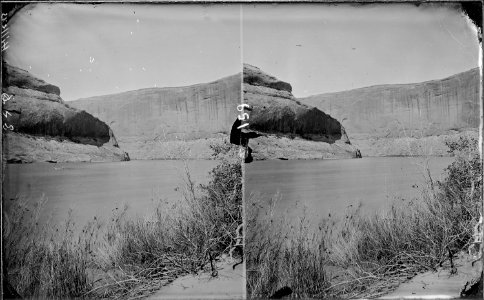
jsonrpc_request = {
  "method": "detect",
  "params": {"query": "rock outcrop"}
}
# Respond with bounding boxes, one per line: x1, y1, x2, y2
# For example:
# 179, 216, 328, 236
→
2, 63, 129, 163
301, 68, 481, 156
4, 133, 130, 164
70, 74, 242, 160
4, 65, 62, 100
243, 64, 357, 160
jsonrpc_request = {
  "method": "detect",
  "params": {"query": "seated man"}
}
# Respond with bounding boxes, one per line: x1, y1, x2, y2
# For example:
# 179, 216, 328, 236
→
229, 119, 262, 163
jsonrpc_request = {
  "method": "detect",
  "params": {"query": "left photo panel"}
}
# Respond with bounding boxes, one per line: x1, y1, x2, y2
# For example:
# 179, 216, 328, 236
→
2, 3, 244, 299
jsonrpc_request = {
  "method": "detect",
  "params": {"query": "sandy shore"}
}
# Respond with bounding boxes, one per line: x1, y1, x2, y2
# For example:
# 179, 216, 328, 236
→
147, 258, 245, 299
380, 252, 482, 299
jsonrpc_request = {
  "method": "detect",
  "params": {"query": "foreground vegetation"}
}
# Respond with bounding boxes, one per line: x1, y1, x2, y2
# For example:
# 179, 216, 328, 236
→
247, 135, 482, 298
3, 143, 242, 299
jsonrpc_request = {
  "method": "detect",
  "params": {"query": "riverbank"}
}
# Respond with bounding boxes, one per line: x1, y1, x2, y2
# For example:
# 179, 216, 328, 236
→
349, 130, 478, 158
3, 154, 243, 299
147, 258, 245, 299
246, 135, 482, 298
380, 251, 482, 299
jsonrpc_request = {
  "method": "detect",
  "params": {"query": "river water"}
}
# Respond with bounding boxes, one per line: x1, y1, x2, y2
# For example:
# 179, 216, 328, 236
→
4, 160, 218, 228
4, 157, 453, 230
245, 157, 453, 222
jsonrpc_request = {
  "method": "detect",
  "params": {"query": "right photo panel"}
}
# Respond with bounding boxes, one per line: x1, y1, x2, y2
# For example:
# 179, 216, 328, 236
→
242, 3, 482, 299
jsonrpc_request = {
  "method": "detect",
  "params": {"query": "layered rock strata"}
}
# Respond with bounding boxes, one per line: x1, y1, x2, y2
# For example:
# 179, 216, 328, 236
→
2, 63, 129, 163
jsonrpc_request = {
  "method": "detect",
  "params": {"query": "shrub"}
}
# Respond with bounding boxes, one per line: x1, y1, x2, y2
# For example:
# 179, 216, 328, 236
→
208, 138, 239, 160
198, 158, 243, 254
437, 135, 482, 245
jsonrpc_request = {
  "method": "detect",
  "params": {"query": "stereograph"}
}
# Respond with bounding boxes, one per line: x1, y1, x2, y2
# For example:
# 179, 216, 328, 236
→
1, 1, 482, 299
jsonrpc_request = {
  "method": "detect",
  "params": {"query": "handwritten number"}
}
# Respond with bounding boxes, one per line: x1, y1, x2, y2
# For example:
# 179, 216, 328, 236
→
236, 104, 250, 112
238, 113, 249, 121
3, 111, 11, 118
2, 93, 13, 104
236, 104, 250, 130
3, 123, 13, 131
1, 39, 8, 52
1, 14, 8, 53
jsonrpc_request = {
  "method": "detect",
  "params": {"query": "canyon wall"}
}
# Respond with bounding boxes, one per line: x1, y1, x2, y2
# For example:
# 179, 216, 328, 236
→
71, 74, 242, 141
2, 63, 129, 163
70, 74, 242, 159
301, 68, 480, 156
302, 68, 479, 137
70, 66, 358, 160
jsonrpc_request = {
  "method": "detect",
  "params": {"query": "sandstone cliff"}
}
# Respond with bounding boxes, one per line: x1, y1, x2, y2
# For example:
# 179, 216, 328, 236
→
69, 66, 357, 161
70, 74, 242, 160
243, 64, 358, 160
301, 68, 480, 156
2, 63, 129, 163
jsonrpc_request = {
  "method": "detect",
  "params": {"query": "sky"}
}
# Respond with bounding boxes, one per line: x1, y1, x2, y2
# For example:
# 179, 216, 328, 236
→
243, 3, 480, 97
5, 3, 481, 100
5, 3, 241, 100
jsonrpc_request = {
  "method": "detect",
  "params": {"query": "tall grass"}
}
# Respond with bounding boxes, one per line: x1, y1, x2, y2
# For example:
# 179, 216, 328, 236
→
246, 193, 329, 298
3, 195, 98, 298
92, 158, 243, 299
3, 148, 243, 299
246, 135, 482, 299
